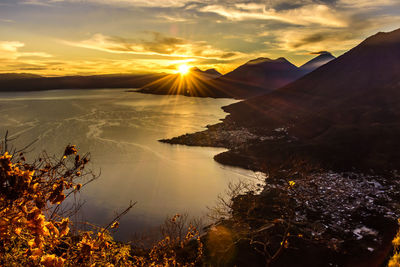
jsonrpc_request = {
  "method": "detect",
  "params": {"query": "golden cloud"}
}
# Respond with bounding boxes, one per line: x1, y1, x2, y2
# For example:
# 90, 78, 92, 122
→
200, 3, 348, 28
61, 32, 243, 61
0, 41, 52, 60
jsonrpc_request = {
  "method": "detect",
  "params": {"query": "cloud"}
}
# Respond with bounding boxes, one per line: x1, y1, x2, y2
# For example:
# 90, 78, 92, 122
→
87, 0, 192, 7
19, 0, 195, 8
199, 3, 348, 27
310, 51, 332, 55
0, 56, 210, 76
270, 27, 363, 53
157, 15, 188, 22
0, 40, 57, 75
62, 32, 243, 60
241, 0, 400, 56
0, 19, 14, 23
20, 0, 56, 6
0, 41, 52, 60
4, 0, 400, 74
337, 0, 398, 9
0, 41, 24, 54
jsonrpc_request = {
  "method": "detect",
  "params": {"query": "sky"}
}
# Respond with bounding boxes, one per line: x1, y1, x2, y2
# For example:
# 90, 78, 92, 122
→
0, 0, 399, 76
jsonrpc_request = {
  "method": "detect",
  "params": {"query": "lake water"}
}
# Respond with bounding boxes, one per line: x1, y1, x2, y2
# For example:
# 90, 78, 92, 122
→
0, 89, 259, 240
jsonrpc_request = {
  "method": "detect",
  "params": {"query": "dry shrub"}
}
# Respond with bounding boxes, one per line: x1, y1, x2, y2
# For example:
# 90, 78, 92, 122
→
0, 144, 202, 266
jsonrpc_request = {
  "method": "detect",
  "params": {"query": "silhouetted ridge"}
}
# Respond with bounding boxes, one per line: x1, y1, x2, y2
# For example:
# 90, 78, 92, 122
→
220, 56, 302, 91
246, 57, 273, 64
300, 52, 335, 74
220, 27, 400, 170
204, 68, 221, 76
0, 73, 167, 91
190, 67, 202, 72
190, 67, 221, 78
0, 73, 42, 80
361, 28, 400, 46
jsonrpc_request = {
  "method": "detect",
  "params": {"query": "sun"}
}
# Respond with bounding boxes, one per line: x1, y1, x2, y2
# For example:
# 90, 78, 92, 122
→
177, 64, 191, 75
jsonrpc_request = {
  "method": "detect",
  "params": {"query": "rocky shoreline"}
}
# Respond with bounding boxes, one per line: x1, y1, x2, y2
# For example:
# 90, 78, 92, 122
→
159, 119, 300, 171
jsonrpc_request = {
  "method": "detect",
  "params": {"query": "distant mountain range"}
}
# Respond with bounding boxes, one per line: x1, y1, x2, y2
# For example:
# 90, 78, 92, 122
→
139, 53, 334, 98
138, 67, 267, 98
0, 73, 167, 91
220, 57, 302, 90
0, 52, 333, 98
216, 53, 334, 90
0, 73, 43, 80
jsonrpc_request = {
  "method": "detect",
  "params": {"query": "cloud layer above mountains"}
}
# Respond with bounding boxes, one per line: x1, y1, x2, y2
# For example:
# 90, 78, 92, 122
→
0, 0, 399, 75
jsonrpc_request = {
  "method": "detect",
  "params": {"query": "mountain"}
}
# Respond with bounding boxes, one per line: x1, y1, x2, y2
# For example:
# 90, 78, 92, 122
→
219, 28, 400, 170
190, 67, 222, 79
139, 55, 335, 99
0, 73, 167, 91
138, 71, 265, 98
299, 51, 336, 74
161, 28, 400, 267
204, 68, 222, 76
164, 28, 400, 170
220, 57, 303, 90
0, 73, 42, 80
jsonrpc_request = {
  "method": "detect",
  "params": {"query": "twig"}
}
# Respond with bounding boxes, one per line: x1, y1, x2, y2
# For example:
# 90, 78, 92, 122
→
100, 201, 137, 236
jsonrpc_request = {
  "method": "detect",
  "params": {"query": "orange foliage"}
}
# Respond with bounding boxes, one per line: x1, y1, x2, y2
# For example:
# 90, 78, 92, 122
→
0, 146, 202, 266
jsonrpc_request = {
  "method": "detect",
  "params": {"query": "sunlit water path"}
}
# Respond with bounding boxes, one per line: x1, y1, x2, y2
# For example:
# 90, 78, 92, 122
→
0, 89, 259, 240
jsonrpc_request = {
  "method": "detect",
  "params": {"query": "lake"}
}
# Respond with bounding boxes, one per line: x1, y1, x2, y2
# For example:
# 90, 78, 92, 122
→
0, 89, 260, 240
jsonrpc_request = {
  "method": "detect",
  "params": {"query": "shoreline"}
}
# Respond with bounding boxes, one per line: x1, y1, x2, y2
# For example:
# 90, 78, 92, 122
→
159, 110, 400, 266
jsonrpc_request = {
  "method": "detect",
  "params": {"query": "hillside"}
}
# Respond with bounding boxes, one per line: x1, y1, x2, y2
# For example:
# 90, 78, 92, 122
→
162, 27, 400, 171
160, 29, 400, 266
213, 28, 400, 170
0, 73, 42, 80
299, 52, 336, 74
0, 73, 167, 91
138, 70, 267, 99
140, 54, 338, 99
191, 67, 222, 79
220, 57, 303, 90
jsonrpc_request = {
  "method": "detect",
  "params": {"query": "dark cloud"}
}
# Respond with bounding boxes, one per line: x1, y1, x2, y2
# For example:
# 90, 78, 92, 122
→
83, 32, 187, 55
66, 31, 243, 61
315, 0, 338, 5
220, 52, 237, 59
286, 29, 360, 51
273, 2, 303, 11
142, 32, 186, 54
310, 50, 331, 55
273, 0, 338, 11
293, 33, 328, 48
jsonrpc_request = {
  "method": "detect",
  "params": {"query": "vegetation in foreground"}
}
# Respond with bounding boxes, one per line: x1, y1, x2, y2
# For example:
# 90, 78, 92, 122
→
0, 144, 203, 266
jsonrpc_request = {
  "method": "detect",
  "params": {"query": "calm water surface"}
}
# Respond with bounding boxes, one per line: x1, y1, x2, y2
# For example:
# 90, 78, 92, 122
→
0, 89, 259, 240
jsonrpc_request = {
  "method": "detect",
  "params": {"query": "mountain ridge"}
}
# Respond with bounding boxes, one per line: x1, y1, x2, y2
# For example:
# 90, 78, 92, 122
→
164, 27, 400, 171
220, 56, 302, 90
299, 52, 335, 74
